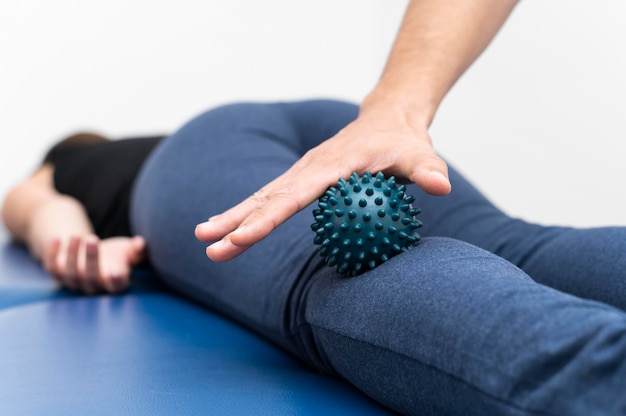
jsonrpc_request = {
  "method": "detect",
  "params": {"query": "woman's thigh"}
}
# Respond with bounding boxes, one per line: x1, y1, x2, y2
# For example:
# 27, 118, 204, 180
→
301, 237, 626, 415
411, 166, 626, 311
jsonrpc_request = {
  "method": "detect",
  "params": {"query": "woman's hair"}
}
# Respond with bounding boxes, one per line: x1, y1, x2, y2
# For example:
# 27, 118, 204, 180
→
42, 132, 109, 164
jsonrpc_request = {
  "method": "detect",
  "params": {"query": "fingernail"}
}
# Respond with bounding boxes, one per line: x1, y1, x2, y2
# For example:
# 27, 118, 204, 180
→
430, 171, 449, 184
429, 170, 452, 188
196, 221, 213, 231
208, 240, 224, 251
231, 225, 246, 236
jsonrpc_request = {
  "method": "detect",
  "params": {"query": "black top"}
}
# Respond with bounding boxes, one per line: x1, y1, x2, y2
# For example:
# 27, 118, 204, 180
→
44, 136, 164, 238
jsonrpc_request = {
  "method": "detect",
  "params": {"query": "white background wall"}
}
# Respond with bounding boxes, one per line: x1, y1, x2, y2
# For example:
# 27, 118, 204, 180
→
1, 0, 625, 228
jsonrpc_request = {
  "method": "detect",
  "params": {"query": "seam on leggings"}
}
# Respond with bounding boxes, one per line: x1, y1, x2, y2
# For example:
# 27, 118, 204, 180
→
307, 323, 569, 416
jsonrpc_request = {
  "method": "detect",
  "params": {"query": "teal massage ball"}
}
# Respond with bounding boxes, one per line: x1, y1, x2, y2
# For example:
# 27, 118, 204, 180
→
311, 171, 422, 276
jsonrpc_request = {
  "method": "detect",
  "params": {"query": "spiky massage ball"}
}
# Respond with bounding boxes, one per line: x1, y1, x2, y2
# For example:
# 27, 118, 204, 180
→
311, 171, 422, 276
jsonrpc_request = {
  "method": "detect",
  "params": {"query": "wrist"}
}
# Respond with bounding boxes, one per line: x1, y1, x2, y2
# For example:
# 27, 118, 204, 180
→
361, 86, 438, 130
26, 196, 93, 260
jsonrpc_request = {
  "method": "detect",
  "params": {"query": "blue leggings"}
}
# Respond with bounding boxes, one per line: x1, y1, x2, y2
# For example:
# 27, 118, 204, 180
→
131, 100, 626, 416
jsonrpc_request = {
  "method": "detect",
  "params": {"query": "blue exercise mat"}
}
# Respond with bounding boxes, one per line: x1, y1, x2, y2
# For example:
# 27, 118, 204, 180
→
0, 227, 395, 415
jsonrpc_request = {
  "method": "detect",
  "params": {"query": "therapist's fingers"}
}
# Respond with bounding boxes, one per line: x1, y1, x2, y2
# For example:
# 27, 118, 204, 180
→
197, 106, 451, 262
398, 143, 451, 196
199, 151, 346, 261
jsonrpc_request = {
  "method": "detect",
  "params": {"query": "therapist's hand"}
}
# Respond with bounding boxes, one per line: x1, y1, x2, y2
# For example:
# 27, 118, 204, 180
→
195, 96, 451, 262
195, 0, 521, 262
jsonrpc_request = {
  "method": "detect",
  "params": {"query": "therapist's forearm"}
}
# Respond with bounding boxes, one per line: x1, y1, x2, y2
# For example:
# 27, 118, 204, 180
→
366, 0, 519, 127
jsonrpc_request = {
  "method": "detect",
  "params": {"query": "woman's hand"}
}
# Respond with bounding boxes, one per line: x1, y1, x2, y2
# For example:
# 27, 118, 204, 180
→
195, 97, 451, 262
43, 235, 146, 295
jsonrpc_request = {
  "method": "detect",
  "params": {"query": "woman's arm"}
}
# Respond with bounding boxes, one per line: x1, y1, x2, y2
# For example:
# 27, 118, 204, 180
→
2, 164, 145, 294
2, 164, 94, 259
196, 0, 519, 261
